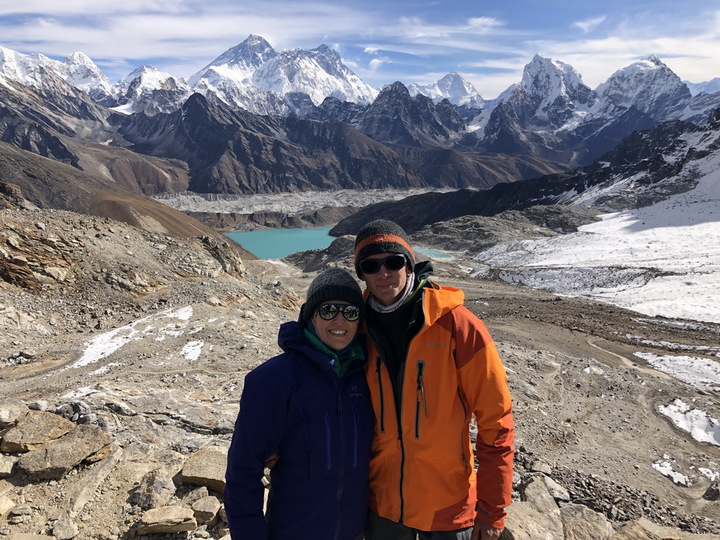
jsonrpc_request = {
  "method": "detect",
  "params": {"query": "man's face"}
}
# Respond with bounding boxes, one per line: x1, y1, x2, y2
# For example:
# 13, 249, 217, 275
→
359, 252, 410, 307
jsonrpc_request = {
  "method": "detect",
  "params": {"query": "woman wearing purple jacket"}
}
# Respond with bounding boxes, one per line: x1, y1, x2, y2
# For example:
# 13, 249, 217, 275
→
224, 268, 374, 540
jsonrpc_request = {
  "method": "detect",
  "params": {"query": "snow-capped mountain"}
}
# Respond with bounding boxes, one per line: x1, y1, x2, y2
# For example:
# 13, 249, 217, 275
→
518, 54, 596, 127
478, 54, 603, 162
596, 55, 691, 122
0, 46, 61, 87
62, 52, 115, 106
477, 53, 720, 166
188, 34, 277, 88
407, 72, 484, 108
189, 35, 376, 115
251, 44, 377, 106
0, 47, 115, 106
188, 34, 279, 113
113, 65, 191, 115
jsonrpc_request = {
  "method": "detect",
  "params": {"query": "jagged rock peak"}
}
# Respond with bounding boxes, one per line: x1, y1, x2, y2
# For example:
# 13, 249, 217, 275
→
521, 54, 591, 102
377, 81, 412, 99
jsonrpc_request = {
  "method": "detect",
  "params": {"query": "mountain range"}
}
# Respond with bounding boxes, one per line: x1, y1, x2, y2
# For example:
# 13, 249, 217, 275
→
1, 34, 719, 230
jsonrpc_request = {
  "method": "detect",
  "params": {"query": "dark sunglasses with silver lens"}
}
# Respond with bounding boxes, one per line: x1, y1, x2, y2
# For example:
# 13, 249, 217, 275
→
316, 303, 361, 322
359, 254, 407, 275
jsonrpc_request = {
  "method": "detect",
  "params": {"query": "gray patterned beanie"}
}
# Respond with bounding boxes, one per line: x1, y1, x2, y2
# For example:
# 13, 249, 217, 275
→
300, 267, 363, 325
353, 219, 415, 277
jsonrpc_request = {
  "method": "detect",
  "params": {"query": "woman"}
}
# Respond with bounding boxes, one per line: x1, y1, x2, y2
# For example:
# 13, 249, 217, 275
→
224, 267, 374, 540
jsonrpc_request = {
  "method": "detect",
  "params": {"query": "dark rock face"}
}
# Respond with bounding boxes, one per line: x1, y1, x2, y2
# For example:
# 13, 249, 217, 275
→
306, 96, 369, 125
332, 109, 717, 235
118, 93, 543, 195
357, 82, 467, 148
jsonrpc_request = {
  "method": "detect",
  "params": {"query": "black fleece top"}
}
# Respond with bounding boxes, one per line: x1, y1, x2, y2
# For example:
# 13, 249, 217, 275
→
364, 260, 434, 407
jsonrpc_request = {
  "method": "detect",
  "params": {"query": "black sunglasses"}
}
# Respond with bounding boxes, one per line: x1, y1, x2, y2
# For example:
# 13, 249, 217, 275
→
359, 254, 408, 275
316, 303, 362, 322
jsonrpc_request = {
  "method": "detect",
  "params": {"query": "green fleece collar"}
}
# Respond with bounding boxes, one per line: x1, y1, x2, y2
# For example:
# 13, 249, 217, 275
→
303, 324, 364, 378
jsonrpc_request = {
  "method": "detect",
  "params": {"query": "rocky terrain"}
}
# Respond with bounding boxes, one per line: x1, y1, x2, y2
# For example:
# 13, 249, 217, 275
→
1, 206, 719, 540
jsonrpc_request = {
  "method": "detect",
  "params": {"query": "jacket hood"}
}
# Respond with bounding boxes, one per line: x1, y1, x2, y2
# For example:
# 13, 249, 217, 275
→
421, 281, 465, 328
278, 320, 330, 370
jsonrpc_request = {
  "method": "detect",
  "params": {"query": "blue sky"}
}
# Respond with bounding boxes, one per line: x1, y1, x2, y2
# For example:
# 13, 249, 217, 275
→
1, 1, 718, 99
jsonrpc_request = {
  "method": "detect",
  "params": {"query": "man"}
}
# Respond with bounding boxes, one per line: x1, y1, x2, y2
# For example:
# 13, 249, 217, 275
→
353, 220, 515, 540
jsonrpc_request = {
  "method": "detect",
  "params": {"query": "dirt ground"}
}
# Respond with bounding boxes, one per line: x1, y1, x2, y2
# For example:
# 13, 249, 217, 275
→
1, 210, 719, 538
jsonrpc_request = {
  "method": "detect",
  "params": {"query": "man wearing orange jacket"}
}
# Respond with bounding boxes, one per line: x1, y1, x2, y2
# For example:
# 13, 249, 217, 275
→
353, 219, 515, 540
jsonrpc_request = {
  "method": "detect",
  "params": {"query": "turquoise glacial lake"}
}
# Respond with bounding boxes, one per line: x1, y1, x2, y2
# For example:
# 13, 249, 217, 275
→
226, 225, 451, 260
226, 226, 335, 259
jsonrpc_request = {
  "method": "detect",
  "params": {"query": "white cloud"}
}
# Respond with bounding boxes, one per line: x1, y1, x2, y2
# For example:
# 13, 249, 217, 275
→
369, 58, 390, 71
571, 16, 606, 33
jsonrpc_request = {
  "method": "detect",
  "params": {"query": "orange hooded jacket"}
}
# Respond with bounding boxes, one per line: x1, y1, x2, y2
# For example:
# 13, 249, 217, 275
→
364, 282, 514, 531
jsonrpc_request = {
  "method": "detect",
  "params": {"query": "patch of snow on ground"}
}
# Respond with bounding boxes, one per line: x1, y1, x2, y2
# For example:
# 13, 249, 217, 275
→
181, 340, 204, 362
69, 306, 195, 368
635, 352, 720, 391
652, 457, 691, 486
658, 399, 720, 446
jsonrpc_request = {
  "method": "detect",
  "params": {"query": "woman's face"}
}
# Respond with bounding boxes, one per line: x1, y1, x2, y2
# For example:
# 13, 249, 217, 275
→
312, 301, 360, 351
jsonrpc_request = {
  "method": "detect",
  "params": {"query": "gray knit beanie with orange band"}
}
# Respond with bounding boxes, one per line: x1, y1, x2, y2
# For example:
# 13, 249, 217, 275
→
353, 219, 416, 277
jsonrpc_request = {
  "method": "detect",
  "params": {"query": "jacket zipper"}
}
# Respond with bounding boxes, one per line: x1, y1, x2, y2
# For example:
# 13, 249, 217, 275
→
325, 410, 332, 471
352, 405, 359, 468
415, 360, 427, 439
375, 356, 386, 433
397, 359, 406, 524
334, 377, 345, 540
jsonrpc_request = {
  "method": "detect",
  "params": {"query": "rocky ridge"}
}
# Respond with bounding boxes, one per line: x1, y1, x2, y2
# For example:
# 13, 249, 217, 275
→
1, 206, 719, 539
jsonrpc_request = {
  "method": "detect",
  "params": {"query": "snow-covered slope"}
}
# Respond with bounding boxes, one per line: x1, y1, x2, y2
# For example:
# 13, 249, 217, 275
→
685, 77, 720, 96
188, 34, 276, 88
0, 46, 64, 87
62, 51, 115, 105
470, 119, 720, 324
